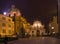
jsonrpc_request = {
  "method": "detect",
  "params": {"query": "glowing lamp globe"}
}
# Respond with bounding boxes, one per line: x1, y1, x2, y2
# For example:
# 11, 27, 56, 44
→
3, 12, 7, 15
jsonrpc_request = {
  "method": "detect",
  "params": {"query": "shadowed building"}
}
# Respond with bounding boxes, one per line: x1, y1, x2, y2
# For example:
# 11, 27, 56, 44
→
49, 16, 58, 34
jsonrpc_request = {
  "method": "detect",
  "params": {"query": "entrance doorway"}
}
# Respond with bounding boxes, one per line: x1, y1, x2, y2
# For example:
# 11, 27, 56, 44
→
36, 30, 40, 36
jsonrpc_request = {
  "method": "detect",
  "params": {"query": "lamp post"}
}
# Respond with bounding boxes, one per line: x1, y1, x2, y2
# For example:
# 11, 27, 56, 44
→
51, 27, 55, 34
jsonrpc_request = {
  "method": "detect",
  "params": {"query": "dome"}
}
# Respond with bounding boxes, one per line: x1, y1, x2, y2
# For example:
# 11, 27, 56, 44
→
7, 5, 21, 17
33, 21, 43, 28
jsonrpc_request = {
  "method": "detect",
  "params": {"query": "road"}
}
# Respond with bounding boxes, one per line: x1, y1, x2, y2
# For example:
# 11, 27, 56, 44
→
2, 37, 60, 44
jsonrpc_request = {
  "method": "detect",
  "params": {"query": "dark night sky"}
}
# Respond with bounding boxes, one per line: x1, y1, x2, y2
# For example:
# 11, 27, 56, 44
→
0, 0, 57, 25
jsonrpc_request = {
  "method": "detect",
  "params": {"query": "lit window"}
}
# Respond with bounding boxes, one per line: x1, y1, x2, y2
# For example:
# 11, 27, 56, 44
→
32, 31, 34, 36
32, 31, 34, 33
8, 24, 11, 27
8, 30, 11, 34
8, 19, 11, 21
2, 29, 6, 33
2, 17, 6, 20
2, 23, 6, 26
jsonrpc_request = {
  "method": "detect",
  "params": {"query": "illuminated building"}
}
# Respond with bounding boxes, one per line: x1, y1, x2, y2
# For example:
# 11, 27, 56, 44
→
49, 16, 58, 34
23, 22, 31, 36
0, 14, 15, 37
7, 5, 21, 16
7, 5, 28, 36
29, 21, 45, 37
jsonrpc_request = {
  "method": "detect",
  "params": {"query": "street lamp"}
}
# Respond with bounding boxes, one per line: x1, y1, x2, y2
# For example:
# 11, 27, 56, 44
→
51, 27, 55, 34
3, 12, 7, 15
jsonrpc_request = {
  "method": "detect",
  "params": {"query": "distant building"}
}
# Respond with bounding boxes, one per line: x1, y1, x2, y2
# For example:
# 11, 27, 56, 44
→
29, 21, 45, 37
49, 16, 58, 34
0, 14, 15, 37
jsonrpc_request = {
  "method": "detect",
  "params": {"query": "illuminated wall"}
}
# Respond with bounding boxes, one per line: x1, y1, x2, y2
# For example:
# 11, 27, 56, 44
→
8, 5, 29, 36
0, 14, 14, 37
49, 16, 58, 34
29, 21, 45, 36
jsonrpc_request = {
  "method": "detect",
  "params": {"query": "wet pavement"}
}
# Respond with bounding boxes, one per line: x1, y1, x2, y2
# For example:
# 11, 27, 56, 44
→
2, 37, 60, 44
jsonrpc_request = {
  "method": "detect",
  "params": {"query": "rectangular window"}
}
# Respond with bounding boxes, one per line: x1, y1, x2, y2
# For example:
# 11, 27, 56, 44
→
8, 19, 11, 21
8, 24, 11, 27
2, 29, 6, 33
8, 30, 11, 34
2, 23, 6, 26
2, 17, 6, 20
